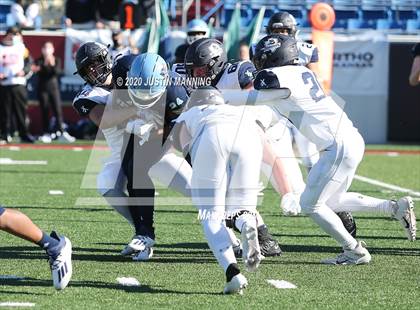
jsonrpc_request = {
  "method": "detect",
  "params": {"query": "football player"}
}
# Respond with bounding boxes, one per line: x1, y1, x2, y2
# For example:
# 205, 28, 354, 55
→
0, 205, 72, 289
251, 34, 416, 264
73, 43, 192, 260
183, 38, 283, 257
174, 19, 210, 64
118, 53, 192, 260
170, 87, 263, 294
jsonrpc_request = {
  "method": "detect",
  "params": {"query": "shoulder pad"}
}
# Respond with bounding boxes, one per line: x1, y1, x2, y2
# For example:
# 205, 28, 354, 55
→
254, 70, 281, 90
237, 61, 256, 89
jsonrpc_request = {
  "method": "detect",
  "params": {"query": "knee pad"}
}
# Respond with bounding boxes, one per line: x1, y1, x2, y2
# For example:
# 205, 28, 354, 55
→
299, 191, 317, 215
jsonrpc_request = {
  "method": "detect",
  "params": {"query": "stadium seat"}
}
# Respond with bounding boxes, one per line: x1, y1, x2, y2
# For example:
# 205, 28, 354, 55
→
361, 0, 391, 28
305, 0, 333, 10
406, 18, 420, 32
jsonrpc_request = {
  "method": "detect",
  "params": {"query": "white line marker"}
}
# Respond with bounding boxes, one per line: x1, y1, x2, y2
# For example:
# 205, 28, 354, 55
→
354, 175, 420, 197
267, 279, 297, 289
8, 146, 20, 151
72, 147, 83, 152
0, 302, 35, 307
386, 152, 399, 157
0, 275, 24, 280
49, 190, 64, 195
0, 158, 47, 165
117, 277, 140, 286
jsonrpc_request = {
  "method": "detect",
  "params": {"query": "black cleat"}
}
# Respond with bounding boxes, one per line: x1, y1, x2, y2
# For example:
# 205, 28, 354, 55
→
258, 225, 282, 257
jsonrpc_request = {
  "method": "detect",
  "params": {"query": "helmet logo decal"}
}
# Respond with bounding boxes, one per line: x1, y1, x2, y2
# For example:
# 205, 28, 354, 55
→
208, 43, 222, 58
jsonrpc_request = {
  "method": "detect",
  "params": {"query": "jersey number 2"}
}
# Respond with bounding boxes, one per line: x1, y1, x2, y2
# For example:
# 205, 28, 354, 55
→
302, 72, 325, 102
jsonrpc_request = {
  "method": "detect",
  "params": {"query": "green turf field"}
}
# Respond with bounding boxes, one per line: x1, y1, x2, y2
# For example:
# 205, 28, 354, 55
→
0, 144, 419, 309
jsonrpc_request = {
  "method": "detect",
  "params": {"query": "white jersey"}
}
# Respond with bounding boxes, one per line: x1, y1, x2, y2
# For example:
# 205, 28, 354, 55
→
176, 104, 258, 148
73, 84, 124, 163
0, 42, 26, 86
297, 41, 319, 66
254, 65, 358, 150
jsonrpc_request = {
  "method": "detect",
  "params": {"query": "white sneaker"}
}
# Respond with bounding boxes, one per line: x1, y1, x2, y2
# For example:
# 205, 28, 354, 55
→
240, 221, 263, 272
58, 132, 76, 143
223, 273, 248, 295
322, 241, 371, 265
121, 235, 155, 256
39, 134, 52, 143
393, 196, 416, 241
132, 247, 154, 261
48, 232, 73, 290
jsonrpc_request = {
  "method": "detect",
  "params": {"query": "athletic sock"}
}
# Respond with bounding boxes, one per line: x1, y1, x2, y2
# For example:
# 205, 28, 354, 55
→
308, 205, 358, 250
328, 193, 393, 215
226, 263, 240, 282
37, 231, 61, 257
201, 210, 237, 272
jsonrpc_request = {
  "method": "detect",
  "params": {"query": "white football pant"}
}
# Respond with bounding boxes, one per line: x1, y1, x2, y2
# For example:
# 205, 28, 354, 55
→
190, 123, 262, 271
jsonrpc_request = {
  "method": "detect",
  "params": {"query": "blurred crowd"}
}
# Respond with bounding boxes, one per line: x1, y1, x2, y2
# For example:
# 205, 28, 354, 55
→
0, 26, 75, 144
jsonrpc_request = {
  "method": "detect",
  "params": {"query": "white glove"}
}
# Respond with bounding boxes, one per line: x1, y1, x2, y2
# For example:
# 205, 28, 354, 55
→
280, 192, 301, 216
125, 119, 157, 146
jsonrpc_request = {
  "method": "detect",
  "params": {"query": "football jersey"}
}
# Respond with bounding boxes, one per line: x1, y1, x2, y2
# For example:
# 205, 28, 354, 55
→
72, 84, 124, 163
254, 65, 358, 150
214, 61, 255, 90
297, 41, 319, 66
176, 104, 257, 148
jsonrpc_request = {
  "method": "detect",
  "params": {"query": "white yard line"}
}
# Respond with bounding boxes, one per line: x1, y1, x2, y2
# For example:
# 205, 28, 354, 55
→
354, 175, 420, 197
0, 158, 47, 165
0, 302, 35, 307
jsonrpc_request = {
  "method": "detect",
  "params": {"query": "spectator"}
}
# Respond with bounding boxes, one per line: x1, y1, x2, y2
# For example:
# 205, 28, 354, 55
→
409, 43, 420, 87
239, 41, 250, 61
109, 31, 131, 61
96, 0, 122, 30
32, 41, 75, 143
10, 0, 40, 29
0, 27, 34, 143
65, 0, 96, 29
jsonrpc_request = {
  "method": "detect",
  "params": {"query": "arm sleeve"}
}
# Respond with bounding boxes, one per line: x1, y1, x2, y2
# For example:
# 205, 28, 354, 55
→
238, 61, 256, 89
73, 98, 100, 116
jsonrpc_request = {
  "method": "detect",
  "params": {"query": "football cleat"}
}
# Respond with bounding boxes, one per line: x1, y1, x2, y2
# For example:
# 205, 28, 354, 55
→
241, 222, 263, 272
132, 247, 154, 261
322, 241, 371, 265
121, 235, 155, 256
258, 225, 282, 257
223, 273, 248, 295
48, 232, 73, 290
392, 196, 416, 241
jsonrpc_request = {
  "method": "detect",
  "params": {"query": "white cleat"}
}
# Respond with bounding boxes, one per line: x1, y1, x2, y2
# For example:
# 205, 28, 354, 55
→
393, 196, 416, 241
132, 247, 154, 261
241, 222, 263, 272
322, 241, 371, 265
121, 235, 155, 256
223, 273, 248, 295
49, 233, 73, 290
